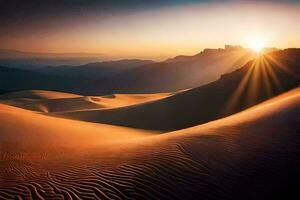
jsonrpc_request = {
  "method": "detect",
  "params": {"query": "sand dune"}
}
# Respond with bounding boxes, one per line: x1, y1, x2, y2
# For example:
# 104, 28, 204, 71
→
56, 51, 300, 131
0, 90, 82, 100
0, 90, 171, 112
0, 88, 299, 199
0, 103, 155, 153
85, 93, 172, 110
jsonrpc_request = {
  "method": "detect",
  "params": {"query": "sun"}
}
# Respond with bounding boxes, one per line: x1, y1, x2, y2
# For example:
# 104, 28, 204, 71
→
250, 38, 265, 53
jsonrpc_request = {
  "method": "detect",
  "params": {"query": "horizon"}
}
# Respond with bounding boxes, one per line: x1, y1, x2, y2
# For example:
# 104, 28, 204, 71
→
0, 44, 284, 61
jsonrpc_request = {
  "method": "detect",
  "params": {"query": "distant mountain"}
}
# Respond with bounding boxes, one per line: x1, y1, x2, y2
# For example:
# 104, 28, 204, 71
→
58, 49, 300, 131
84, 45, 264, 94
0, 59, 154, 94
0, 49, 105, 59
0, 66, 78, 92
0, 55, 154, 94
0, 46, 281, 96
36, 59, 155, 80
0, 49, 105, 68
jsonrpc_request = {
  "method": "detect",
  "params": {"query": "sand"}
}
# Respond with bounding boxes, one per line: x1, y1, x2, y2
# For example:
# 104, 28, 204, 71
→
0, 90, 171, 113
0, 90, 82, 100
0, 88, 299, 199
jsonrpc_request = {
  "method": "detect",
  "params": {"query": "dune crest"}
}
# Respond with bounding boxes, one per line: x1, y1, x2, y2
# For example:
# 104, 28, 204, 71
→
0, 103, 155, 156
0, 90, 171, 113
0, 90, 82, 100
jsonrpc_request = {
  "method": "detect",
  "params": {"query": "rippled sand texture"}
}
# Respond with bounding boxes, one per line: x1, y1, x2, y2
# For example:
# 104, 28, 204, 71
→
0, 88, 299, 199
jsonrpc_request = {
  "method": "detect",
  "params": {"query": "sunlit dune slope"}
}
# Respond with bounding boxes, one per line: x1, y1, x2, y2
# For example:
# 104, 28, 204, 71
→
0, 90, 82, 100
166, 87, 300, 137
0, 90, 171, 112
0, 88, 299, 199
86, 93, 172, 111
57, 49, 300, 131
0, 104, 155, 154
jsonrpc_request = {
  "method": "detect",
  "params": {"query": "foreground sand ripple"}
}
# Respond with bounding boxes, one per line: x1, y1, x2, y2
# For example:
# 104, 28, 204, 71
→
0, 142, 227, 200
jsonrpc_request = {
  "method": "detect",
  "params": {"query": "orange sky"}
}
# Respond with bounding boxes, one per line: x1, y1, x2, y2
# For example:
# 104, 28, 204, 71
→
1, 1, 300, 60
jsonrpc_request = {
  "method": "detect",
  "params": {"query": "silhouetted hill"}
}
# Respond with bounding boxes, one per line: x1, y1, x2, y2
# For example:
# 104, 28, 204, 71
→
0, 66, 77, 92
0, 49, 105, 68
0, 46, 258, 95
0, 59, 153, 94
37, 59, 155, 80
59, 49, 300, 131
0, 47, 284, 97
84, 46, 258, 94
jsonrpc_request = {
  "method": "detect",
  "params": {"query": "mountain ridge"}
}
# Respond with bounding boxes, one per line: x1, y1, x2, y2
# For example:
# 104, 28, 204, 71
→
56, 49, 300, 131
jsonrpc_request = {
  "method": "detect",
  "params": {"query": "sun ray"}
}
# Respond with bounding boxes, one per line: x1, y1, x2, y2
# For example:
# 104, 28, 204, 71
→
260, 57, 275, 97
249, 38, 265, 53
245, 59, 261, 105
265, 54, 297, 79
223, 49, 294, 116
223, 61, 255, 114
262, 56, 283, 93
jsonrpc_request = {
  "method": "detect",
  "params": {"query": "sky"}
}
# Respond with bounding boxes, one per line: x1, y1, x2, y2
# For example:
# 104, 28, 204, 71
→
1, 0, 300, 60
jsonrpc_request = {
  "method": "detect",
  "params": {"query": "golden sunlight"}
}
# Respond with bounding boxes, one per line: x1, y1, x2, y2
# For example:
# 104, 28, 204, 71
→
250, 38, 265, 53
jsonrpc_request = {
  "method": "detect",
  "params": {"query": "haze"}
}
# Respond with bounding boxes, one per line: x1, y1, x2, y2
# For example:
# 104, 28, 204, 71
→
1, 0, 300, 60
